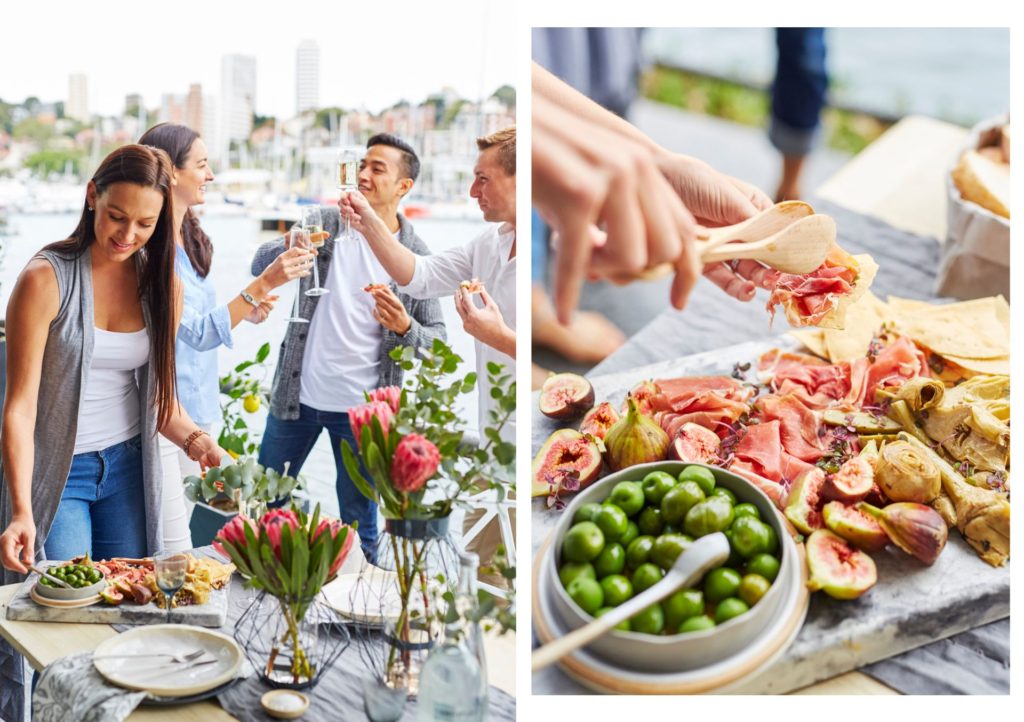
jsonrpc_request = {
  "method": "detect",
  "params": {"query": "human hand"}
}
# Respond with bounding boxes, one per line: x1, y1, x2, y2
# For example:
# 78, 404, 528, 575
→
533, 94, 701, 323
455, 287, 509, 349
191, 435, 230, 471
263, 246, 314, 288
368, 285, 412, 335
0, 513, 36, 574
703, 261, 781, 302
338, 191, 383, 236
243, 295, 278, 324
657, 153, 773, 227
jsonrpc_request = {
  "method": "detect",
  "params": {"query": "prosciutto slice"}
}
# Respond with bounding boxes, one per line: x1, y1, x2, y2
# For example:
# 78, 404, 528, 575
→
755, 394, 826, 462
725, 420, 815, 507
863, 336, 930, 401
652, 376, 755, 437
767, 246, 860, 327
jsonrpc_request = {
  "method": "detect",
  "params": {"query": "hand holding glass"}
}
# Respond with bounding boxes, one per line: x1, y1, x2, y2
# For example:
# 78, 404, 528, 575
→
336, 148, 359, 242
154, 553, 188, 624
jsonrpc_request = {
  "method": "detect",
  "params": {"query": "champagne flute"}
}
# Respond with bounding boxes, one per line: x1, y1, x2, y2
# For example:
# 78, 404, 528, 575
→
285, 227, 311, 323
302, 206, 329, 297
154, 553, 188, 625
336, 148, 359, 243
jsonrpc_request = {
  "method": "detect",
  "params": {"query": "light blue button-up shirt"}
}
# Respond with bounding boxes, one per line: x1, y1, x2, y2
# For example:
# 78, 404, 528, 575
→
174, 244, 233, 426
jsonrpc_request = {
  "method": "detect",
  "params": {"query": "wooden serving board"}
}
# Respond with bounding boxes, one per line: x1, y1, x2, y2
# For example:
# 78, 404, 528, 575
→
4, 572, 230, 627
531, 338, 1010, 694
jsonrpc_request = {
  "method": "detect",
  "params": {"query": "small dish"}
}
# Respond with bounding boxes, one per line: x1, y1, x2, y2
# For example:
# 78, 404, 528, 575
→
30, 585, 102, 608
33, 569, 107, 602
322, 566, 404, 626
261, 689, 310, 719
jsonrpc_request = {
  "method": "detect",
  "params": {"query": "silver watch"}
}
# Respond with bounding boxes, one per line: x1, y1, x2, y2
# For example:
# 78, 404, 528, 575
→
240, 291, 260, 308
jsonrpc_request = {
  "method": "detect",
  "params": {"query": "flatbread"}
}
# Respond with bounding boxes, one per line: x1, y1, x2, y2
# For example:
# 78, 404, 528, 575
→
889, 296, 1009, 359
822, 290, 891, 361
788, 329, 828, 358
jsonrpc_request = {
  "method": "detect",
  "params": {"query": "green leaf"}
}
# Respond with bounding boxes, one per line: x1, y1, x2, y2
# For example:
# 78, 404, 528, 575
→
233, 360, 255, 374
341, 440, 379, 505
487, 361, 502, 375
256, 342, 271, 363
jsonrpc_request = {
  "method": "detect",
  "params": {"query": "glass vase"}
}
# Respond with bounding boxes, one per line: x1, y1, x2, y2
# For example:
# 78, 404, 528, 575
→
234, 591, 349, 690
350, 516, 460, 699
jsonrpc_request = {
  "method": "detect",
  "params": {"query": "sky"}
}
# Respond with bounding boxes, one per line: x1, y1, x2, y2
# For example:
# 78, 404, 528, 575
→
1, 0, 515, 118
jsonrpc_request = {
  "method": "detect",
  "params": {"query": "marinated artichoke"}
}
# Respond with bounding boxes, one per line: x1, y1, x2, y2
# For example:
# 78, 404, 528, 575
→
875, 440, 941, 504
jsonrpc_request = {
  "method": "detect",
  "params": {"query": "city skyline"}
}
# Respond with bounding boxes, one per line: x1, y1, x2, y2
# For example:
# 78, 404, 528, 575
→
1, 1, 514, 119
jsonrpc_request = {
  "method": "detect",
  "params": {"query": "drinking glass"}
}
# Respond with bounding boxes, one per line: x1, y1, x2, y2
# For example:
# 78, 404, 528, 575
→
285, 227, 311, 323
302, 206, 329, 297
336, 148, 360, 243
154, 553, 188, 624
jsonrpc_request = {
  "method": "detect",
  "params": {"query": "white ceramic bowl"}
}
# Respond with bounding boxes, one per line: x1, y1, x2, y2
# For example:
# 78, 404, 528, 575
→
33, 565, 107, 601
548, 461, 798, 673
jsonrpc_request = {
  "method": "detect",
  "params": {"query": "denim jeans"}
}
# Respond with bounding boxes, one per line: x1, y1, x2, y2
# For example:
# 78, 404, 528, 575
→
770, 28, 828, 156
44, 435, 148, 561
258, 404, 378, 561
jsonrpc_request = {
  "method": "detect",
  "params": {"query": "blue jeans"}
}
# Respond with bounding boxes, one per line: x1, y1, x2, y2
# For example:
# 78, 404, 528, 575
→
44, 435, 148, 561
770, 28, 828, 156
258, 404, 378, 561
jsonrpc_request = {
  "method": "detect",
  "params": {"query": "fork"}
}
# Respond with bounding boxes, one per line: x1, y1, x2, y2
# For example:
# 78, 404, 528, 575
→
93, 649, 206, 665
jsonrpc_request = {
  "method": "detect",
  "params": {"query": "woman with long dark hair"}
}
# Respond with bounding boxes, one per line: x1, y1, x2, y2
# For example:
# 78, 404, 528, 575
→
0, 144, 228, 576
138, 123, 313, 551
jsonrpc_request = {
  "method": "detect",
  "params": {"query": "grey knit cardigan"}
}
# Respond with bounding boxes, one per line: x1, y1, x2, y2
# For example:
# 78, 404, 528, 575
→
251, 207, 446, 420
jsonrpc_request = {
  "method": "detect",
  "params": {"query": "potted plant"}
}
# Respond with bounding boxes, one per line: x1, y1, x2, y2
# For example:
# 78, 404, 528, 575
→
341, 339, 515, 696
184, 457, 304, 547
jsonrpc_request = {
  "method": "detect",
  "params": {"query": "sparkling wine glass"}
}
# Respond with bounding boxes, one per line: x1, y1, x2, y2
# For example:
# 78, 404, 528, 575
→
285, 227, 311, 323
302, 206, 329, 297
336, 148, 359, 243
154, 553, 188, 624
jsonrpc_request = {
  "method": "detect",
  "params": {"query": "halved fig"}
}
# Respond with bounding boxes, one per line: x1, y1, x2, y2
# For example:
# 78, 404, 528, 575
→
579, 402, 619, 441
806, 528, 878, 600
531, 429, 602, 497
824, 456, 875, 503
784, 467, 827, 534
668, 423, 721, 464
99, 586, 124, 605
621, 380, 661, 416
822, 501, 889, 552
540, 373, 595, 420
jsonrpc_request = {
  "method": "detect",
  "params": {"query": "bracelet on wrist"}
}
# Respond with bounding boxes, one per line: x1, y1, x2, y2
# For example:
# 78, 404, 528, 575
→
183, 429, 210, 460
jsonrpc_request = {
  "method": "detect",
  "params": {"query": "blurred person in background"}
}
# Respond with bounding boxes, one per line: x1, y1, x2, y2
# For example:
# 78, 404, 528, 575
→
139, 123, 313, 552
770, 28, 829, 201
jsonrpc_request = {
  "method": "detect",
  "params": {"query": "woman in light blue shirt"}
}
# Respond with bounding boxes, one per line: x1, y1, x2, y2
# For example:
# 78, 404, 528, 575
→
139, 123, 314, 550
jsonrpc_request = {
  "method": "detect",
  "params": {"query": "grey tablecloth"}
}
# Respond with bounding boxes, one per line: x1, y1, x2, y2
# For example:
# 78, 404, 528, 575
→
534, 198, 1009, 695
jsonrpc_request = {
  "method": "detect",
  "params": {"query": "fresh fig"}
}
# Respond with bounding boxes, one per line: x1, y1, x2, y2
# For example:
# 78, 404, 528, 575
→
822, 501, 889, 552
860, 502, 947, 565
621, 380, 661, 416
531, 429, 602, 498
99, 586, 124, 605
806, 528, 878, 600
668, 423, 721, 464
784, 467, 827, 535
539, 373, 595, 420
604, 397, 670, 472
824, 456, 875, 503
579, 402, 620, 441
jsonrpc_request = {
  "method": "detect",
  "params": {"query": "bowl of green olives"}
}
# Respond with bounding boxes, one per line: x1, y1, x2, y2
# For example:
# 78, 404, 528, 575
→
34, 561, 108, 601
547, 461, 798, 673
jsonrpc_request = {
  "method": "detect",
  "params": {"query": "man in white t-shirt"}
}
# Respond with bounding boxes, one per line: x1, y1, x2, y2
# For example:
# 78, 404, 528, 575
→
251, 135, 446, 561
340, 126, 517, 441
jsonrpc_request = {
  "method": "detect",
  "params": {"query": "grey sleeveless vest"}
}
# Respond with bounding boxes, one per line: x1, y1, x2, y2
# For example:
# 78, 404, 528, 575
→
0, 248, 164, 586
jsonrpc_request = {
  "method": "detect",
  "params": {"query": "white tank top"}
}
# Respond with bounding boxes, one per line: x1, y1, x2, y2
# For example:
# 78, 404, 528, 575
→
73, 327, 150, 454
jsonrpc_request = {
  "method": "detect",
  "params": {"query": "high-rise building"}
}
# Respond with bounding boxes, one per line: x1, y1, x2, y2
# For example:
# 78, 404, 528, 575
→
160, 94, 186, 125
220, 54, 257, 162
124, 93, 144, 117
67, 73, 89, 123
296, 40, 320, 115
185, 83, 204, 133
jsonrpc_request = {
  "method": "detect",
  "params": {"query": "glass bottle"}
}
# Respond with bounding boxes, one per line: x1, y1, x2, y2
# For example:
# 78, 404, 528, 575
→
415, 552, 487, 721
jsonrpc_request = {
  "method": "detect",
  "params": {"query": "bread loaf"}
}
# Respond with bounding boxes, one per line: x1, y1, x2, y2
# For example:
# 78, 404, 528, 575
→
952, 150, 1010, 219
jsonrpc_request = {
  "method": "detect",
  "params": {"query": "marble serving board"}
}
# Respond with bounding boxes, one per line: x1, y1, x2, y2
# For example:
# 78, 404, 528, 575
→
531, 337, 1010, 695
4, 572, 230, 627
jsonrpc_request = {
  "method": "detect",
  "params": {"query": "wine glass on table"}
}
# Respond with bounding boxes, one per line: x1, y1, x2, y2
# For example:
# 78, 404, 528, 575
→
302, 206, 329, 297
285, 227, 312, 323
336, 147, 360, 243
154, 553, 188, 624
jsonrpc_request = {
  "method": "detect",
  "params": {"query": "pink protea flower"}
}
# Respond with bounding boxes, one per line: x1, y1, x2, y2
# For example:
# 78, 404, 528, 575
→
261, 508, 300, 560
313, 518, 357, 577
368, 386, 402, 414
348, 400, 394, 446
390, 434, 440, 493
213, 514, 256, 558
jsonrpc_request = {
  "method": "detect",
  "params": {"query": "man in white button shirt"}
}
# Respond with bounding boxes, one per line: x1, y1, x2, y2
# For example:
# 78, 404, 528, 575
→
340, 126, 517, 441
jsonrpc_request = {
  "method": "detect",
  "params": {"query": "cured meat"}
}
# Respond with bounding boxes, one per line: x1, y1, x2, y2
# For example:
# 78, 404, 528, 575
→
651, 376, 754, 435
760, 349, 853, 409
767, 246, 859, 327
728, 420, 817, 485
755, 394, 826, 462
863, 336, 930, 401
